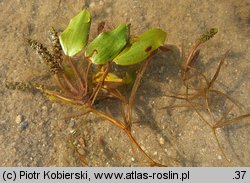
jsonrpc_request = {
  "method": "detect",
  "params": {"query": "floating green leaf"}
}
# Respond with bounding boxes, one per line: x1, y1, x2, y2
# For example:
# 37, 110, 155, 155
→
85, 24, 129, 65
113, 28, 166, 65
59, 9, 91, 57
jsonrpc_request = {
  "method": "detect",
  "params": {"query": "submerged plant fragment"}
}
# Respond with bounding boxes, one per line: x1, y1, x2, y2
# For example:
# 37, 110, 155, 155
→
181, 28, 218, 81
161, 28, 250, 164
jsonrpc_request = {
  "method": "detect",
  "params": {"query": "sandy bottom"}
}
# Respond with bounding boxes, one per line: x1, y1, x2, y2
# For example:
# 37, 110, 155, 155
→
0, 0, 249, 166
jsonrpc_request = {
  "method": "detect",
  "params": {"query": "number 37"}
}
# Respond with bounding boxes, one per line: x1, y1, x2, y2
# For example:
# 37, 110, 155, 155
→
234, 171, 246, 179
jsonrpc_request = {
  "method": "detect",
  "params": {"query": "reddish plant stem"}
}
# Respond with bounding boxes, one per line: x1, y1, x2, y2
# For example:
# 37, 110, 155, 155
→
67, 56, 85, 93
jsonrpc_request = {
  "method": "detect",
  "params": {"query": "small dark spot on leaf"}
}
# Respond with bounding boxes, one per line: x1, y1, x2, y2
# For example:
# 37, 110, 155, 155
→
145, 46, 152, 52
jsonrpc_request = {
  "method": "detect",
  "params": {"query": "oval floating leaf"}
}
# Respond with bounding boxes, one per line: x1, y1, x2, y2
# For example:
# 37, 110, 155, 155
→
113, 28, 167, 65
85, 24, 129, 65
59, 9, 91, 57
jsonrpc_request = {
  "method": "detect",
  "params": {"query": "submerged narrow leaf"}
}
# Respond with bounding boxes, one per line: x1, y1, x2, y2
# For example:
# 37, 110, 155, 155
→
113, 28, 166, 65
93, 71, 124, 89
85, 24, 129, 64
59, 9, 91, 57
